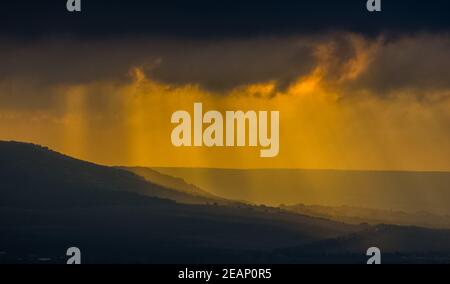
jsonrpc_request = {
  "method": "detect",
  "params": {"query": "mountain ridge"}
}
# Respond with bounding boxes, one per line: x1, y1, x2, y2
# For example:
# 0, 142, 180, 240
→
1, 140, 450, 263
0, 141, 219, 206
154, 167, 450, 215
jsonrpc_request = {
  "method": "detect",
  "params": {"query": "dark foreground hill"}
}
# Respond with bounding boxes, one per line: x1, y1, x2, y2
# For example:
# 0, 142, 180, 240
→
0, 141, 357, 263
1, 141, 450, 263
0, 141, 222, 207
278, 224, 450, 264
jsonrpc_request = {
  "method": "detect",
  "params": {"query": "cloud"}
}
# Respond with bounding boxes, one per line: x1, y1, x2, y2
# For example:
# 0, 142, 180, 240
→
0, 32, 449, 113
348, 34, 450, 95
0, 33, 449, 171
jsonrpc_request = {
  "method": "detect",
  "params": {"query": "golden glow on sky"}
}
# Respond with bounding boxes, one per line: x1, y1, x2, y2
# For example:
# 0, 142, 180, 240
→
0, 34, 449, 171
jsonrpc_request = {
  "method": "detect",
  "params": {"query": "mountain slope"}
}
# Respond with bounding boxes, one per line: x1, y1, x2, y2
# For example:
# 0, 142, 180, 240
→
0, 141, 220, 206
1, 141, 450, 264
0, 141, 366, 263
119, 166, 231, 204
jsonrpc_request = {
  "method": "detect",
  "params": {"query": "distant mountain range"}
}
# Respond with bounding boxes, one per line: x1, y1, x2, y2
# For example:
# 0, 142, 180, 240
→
1, 141, 450, 264
281, 204, 450, 229
127, 166, 450, 229
155, 167, 450, 215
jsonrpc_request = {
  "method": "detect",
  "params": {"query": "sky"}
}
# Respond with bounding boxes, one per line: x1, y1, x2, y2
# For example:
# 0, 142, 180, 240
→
0, 0, 449, 171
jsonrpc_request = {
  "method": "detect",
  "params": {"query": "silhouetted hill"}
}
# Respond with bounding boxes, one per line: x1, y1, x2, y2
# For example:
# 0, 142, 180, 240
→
0, 141, 218, 207
0, 141, 364, 263
1, 141, 450, 263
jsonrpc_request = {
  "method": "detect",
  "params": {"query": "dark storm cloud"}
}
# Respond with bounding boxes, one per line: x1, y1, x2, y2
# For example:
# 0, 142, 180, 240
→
0, 33, 449, 102
0, 39, 158, 86
0, 37, 320, 93
0, 0, 449, 39
0, 0, 449, 101
149, 38, 316, 92
349, 35, 450, 94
